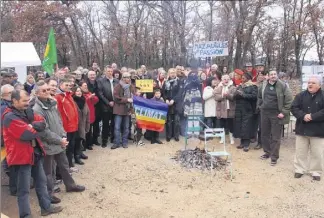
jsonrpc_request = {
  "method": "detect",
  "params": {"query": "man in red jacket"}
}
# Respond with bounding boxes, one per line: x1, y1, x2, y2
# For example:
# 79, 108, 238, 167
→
3, 90, 63, 217
55, 78, 79, 168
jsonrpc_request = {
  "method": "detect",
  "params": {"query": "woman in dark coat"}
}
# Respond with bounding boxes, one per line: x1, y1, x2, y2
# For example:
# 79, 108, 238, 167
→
72, 86, 90, 165
233, 72, 258, 152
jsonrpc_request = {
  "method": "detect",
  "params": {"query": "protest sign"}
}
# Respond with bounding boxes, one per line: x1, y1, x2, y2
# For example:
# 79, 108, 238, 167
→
133, 96, 168, 132
193, 41, 228, 58
136, 79, 153, 92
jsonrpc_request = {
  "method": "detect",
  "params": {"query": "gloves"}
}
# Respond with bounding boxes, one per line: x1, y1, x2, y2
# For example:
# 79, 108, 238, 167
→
31, 121, 46, 132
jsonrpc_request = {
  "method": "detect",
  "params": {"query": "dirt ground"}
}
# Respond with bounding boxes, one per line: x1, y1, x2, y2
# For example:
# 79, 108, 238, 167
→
2, 133, 324, 218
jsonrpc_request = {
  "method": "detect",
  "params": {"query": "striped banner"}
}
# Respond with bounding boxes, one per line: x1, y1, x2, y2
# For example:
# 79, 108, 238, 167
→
133, 96, 168, 132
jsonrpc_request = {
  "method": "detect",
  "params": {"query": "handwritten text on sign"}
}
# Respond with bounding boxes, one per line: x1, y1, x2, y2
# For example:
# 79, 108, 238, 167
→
193, 41, 228, 58
136, 79, 153, 93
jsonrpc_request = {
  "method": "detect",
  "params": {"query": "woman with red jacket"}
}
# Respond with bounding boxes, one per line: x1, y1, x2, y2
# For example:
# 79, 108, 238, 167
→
80, 81, 99, 150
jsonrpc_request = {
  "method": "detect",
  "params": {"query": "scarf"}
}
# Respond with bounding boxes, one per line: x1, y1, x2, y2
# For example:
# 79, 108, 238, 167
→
220, 80, 233, 110
73, 96, 86, 110
164, 78, 178, 90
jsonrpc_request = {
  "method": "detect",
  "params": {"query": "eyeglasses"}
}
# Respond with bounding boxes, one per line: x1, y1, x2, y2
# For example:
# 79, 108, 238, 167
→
41, 88, 51, 93
123, 76, 130, 79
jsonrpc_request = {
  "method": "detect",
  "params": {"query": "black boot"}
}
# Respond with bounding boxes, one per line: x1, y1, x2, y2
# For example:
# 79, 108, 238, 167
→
80, 152, 88, 160
74, 156, 84, 165
93, 139, 101, 146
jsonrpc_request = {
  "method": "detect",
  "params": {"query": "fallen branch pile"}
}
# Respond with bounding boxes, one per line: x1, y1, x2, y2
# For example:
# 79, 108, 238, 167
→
172, 147, 227, 171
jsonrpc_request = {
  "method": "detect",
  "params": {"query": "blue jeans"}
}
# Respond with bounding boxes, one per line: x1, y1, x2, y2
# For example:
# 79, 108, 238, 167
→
114, 115, 130, 146
15, 155, 51, 217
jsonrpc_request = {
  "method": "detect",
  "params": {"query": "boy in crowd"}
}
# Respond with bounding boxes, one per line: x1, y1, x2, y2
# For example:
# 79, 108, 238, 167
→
150, 89, 164, 144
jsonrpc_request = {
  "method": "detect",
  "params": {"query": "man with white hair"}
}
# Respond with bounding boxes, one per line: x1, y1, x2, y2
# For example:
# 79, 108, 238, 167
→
291, 75, 324, 181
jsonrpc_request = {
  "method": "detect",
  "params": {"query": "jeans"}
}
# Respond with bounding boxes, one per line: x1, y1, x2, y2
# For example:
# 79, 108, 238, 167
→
43, 151, 76, 196
9, 165, 18, 194
15, 155, 51, 218
114, 115, 130, 146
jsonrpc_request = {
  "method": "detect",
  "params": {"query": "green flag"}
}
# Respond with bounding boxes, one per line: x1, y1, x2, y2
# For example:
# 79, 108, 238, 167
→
42, 27, 57, 75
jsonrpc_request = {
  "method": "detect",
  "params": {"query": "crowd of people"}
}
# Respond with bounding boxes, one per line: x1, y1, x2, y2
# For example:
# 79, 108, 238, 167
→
1, 61, 323, 217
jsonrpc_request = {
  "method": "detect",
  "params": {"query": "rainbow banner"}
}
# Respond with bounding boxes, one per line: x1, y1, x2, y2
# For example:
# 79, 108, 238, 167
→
133, 96, 168, 132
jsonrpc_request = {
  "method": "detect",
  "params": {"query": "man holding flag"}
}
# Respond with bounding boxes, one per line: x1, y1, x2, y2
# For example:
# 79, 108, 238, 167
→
42, 27, 57, 77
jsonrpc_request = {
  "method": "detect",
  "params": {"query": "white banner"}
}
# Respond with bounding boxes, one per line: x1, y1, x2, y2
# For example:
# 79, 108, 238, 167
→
193, 41, 228, 58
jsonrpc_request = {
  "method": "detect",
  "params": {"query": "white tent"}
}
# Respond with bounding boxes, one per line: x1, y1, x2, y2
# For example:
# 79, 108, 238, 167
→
1, 42, 41, 83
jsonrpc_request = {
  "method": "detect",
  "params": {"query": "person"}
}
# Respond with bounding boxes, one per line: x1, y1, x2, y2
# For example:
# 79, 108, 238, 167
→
80, 81, 99, 150
255, 62, 265, 75
1, 71, 14, 86
33, 81, 85, 204
214, 75, 236, 144
233, 69, 244, 86
221, 66, 228, 75
53, 69, 66, 84
36, 71, 46, 82
291, 75, 324, 181
157, 68, 166, 89
253, 71, 268, 150
203, 78, 218, 129
46, 78, 58, 98
143, 79, 159, 99
72, 86, 90, 164
111, 63, 118, 70
132, 87, 145, 146
163, 68, 181, 142
112, 72, 135, 149
278, 72, 290, 88
205, 63, 211, 76
150, 89, 164, 144
23, 74, 35, 94
233, 72, 258, 152
55, 78, 79, 170
86, 70, 101, 146
140, 65, 151, 79
3, 90, 63, 217
74, 70, 83, 84
257, 70, 293, 165
113, 69, 122, 80
11, 72, 20, 86
200, 72, 208, 92
1, 84, 16, 195
92, 62, 102, 77
97, 65, 119, 147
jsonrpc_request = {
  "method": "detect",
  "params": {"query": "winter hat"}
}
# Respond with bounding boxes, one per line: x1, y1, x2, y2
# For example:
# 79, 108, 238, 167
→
234, 69, 244, 76
244, 62, 253, 67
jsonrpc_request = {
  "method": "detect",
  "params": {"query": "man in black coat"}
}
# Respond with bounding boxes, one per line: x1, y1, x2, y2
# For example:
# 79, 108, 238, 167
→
291, 75, 324, 181
97, 65, 119, 147
163, 68, 181, 141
